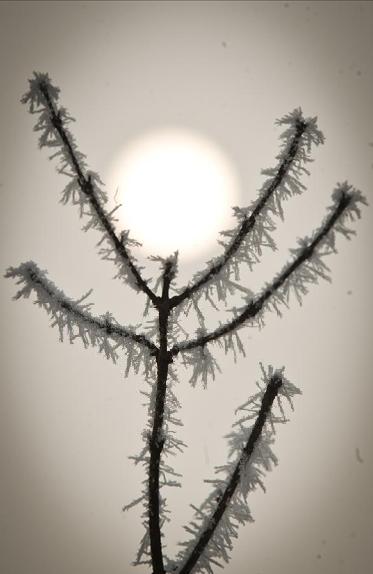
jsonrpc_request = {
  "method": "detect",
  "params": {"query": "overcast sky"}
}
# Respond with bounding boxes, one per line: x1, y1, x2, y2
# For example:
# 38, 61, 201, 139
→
1, 2, 373, 574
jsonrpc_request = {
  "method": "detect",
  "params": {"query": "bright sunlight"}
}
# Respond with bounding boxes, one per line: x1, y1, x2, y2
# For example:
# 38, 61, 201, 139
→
108, 128, 240, 260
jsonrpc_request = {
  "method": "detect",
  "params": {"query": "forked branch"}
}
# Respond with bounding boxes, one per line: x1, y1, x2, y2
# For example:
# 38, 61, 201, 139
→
9, 72, 367, 574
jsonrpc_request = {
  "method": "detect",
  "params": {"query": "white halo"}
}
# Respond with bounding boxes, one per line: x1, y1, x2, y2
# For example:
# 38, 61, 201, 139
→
107, 128, 240, 260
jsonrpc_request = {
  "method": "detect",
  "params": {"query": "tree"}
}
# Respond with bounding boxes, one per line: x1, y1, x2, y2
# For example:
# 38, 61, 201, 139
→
5, 72, 366, 574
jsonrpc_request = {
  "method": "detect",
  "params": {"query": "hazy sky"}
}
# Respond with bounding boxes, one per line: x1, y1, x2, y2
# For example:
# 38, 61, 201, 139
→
1, 2, 373, 574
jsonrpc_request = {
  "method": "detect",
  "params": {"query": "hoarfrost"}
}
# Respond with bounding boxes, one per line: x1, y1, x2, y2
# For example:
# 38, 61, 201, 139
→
173, 108, 325, 313
5, 261, 155, 375
175, 366, 301, 574
21, 72, 150, 294
172, 181, 367, 362
124, 365, 185, 568
10, 73, 367, 574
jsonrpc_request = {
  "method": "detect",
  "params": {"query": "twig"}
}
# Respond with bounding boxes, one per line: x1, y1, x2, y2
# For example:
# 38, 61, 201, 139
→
169, 116, 309, 309
37, 78, 158, 305
171, 186, 359, 356
178, 374, 283, 574
5, 261, 157, 354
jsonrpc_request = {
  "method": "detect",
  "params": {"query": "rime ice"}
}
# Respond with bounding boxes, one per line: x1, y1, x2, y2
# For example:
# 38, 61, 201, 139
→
6, 72, 366, 574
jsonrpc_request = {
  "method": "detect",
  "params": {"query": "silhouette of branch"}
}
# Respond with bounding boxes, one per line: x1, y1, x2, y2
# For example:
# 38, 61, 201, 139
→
171, 184, 365, 357
5, 261, 157, 360
170, 111, 322, 310
177, 371, 288, 574
11, 73, 367, 574
147, 262, 175, 574
22, 73, 158, 304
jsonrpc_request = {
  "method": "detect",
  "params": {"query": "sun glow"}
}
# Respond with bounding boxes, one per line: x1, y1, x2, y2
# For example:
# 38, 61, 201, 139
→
108, 128, 240, 260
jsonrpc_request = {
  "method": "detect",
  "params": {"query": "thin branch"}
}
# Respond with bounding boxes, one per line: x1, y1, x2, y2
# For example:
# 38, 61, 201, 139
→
147, 264, 174, 574
5, 261, 158, 357
24, 73, 158, 305
171, 184, 365, 356
169, 112, 317, 309
178, 373, 283, 574
148, 358, 168, 574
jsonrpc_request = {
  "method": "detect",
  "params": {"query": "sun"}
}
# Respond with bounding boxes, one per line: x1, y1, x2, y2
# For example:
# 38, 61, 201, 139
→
107, 128, 240, 260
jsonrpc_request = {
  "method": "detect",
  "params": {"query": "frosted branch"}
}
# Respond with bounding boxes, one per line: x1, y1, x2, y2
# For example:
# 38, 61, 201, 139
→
124, 366, 185, 570
170, 108, 324, 310
5, 261, 157, 368
176, 366, 300, 574
21, 72, 158, 304
13, 73, 367, 574
172, 183, 366, 358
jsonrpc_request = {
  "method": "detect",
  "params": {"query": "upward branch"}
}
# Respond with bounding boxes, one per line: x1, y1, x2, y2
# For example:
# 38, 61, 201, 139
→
178, 373, 284, 574
171, 183, 366, 357
170, 110, 323, 309
22, 72, 158, 305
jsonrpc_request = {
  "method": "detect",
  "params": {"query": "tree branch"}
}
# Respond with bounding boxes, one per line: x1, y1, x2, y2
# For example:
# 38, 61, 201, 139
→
5, 261, 158, 359
178, 372, 284, 574
147, 264, 175, 574
148, 356, 168, 574
170, 110, 321, 310
171, 183, 365, 356
23, 73, 158, 305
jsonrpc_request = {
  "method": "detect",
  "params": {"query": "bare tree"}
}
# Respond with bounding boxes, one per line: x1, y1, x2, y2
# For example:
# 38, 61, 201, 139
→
5, 73, 366, 574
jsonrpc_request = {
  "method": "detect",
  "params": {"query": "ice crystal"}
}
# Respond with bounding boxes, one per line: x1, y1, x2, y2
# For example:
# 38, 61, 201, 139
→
7, 72, 366, 574
173, 108, 325, 316
176, 366, 301, 574
5, 261, 154, 374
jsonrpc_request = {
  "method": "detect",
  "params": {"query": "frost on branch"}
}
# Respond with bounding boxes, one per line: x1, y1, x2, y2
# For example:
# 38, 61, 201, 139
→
176, 366, 301, 574
246, 181, 368, 323
171, 181, 367, 365
123, 366, 186, 568
179, 331, 222, 388
21, 72, 151, 295
5, 261, 155, 373
173, 108, 325, 315
177, 327, 246, 387
10, 72, 367, 574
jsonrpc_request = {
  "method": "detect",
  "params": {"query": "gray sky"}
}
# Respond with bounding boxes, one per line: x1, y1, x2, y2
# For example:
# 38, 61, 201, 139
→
1, 2, 373, 574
